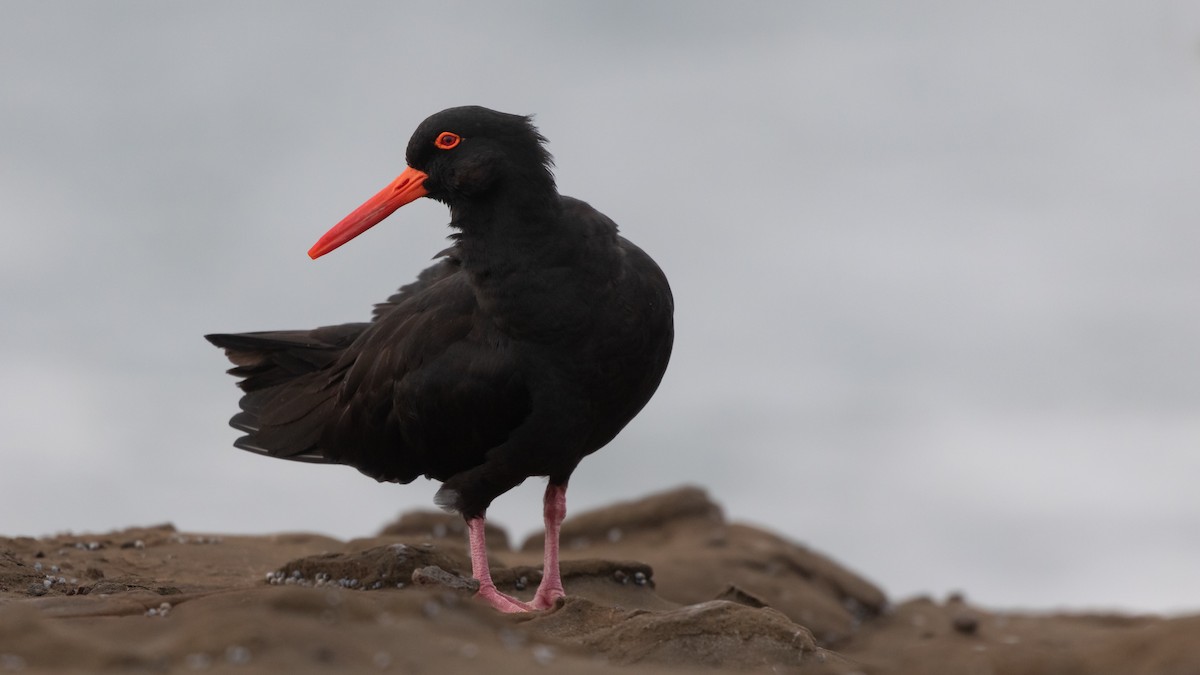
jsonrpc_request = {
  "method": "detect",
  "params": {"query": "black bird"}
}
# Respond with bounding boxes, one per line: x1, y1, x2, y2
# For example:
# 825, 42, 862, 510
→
205, 106, 674, 612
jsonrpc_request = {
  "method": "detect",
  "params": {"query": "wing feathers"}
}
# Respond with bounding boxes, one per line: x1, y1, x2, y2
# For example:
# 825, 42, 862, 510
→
206, 258, 531, 484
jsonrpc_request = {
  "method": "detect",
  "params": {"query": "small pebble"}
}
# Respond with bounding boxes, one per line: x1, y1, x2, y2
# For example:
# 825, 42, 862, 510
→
224, 645, 251, 665
531, 644, 556, 665
170, 535, 222, 545
498, 628, 526, 651
613, 570, 628, 584
952, 614, 979, 635
514, 576, 528, 591
183, 652, 212, 670
412, 565, 478, 593
632, 571, 647, 586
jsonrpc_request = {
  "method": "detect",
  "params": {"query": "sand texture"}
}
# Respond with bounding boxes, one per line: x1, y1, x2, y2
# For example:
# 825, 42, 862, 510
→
2, 486, 1196, 674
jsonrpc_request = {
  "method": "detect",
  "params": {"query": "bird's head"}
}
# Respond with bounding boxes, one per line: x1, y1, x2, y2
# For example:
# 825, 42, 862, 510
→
308, 106, 556, 259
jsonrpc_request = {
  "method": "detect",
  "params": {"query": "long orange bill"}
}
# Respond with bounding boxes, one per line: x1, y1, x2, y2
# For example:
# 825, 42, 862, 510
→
308, 165, 430, 259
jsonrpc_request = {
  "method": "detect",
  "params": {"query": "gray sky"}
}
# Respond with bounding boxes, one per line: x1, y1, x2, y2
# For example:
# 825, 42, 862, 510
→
2, 1, 1198, 613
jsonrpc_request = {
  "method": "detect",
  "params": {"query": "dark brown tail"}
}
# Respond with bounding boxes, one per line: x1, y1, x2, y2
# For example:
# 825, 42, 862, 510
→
204, 324, 366, 463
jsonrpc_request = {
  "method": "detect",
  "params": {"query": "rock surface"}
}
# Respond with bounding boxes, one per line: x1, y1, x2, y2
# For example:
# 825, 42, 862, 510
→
1, 487, 1196, 674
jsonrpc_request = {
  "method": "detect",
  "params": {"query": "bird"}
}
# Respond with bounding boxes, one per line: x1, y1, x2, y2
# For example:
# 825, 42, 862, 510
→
205, 106, 674, 612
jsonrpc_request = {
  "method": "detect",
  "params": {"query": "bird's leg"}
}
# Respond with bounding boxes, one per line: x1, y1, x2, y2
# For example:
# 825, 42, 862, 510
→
466, 516, 533, 613
530, 482, 568, 609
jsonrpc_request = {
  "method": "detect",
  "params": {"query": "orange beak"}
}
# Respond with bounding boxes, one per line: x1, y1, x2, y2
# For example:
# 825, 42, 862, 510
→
308, 166, 430, 259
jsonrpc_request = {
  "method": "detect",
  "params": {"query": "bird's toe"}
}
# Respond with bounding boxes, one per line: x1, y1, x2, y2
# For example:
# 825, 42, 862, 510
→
475, 585, 535, 613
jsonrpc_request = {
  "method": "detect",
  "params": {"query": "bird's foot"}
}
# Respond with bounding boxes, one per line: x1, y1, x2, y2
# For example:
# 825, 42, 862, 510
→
475, 582, 535, 613
530, 586, 565, 610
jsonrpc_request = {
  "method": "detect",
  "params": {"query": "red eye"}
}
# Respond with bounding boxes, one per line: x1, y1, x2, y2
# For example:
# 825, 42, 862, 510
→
434, 132, 461, 150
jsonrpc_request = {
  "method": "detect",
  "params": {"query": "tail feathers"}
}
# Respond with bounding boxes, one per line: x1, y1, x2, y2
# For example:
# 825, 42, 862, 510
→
230, 391, 336, 463
233, 436, 329, 463
205, 324, 366, 393
206, 325, 365, 463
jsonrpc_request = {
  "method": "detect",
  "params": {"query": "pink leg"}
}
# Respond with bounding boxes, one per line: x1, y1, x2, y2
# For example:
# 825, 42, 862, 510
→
531, 482, 567, 609
467, 516, 533, 613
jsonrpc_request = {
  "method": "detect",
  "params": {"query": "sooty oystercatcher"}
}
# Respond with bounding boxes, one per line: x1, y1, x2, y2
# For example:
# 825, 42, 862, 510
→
205, 106, 674, 612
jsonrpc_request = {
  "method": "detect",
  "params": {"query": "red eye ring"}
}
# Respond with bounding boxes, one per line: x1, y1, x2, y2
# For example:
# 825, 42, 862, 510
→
434, 132, 461, 150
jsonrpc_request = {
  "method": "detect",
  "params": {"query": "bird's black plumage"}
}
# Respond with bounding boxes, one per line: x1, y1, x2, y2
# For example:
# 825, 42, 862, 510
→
206, 107, 674, 524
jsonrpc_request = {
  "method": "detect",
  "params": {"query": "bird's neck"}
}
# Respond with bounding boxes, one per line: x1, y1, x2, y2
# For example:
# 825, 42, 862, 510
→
448, 191, 566, 274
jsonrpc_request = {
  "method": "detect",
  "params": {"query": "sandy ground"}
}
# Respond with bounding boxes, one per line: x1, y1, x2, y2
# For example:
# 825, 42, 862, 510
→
2, 486, 1197, 674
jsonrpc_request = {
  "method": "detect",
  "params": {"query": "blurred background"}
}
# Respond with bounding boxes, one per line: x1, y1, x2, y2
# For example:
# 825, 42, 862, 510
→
2, 1, 1197, 613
